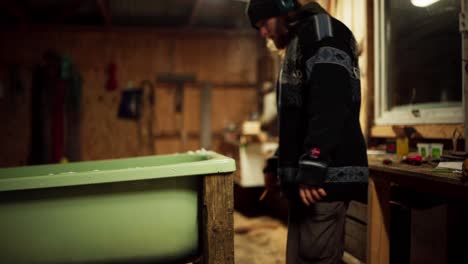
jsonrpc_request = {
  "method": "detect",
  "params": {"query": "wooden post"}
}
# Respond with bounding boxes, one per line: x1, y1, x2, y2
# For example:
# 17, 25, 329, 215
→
462, 0, 468, 152
365, 0, 375, 143
200, 82, 212, 149
201, 172, 234, 264
367, 175, 391, 264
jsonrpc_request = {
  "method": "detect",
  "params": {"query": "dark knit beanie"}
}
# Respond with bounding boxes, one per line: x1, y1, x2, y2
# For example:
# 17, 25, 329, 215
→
246, 0, 282, 29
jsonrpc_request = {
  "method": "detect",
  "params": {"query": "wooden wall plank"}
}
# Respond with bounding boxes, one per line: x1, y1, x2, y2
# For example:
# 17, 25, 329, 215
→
211, 88, 258, 132
174, 35, 258, 84
371, 124, 465, 139
0, 29, 260, 166
184, 86, 201, 133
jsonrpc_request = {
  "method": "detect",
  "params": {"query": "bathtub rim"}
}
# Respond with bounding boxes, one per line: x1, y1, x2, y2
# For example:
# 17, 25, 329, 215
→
0, 151, 235, 192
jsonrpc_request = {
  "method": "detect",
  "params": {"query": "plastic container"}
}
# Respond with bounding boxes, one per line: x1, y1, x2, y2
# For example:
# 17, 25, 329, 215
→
417, 143, 430, 159
396, 137, 409, 157
431, 143, 444, 159
0, 151, 235, 263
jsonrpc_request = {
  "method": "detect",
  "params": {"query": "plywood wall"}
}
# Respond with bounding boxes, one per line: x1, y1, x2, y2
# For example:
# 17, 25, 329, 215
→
0, 27, 260, 167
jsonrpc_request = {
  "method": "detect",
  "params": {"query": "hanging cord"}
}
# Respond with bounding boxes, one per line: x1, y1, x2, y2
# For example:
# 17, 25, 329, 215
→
140, 80, 155, 155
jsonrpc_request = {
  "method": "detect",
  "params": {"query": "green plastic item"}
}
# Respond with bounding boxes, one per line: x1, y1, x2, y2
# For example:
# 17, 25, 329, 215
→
0, 151, 235, 263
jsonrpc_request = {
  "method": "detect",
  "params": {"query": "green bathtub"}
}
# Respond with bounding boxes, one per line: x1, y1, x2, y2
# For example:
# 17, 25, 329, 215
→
0, 151, 235, 263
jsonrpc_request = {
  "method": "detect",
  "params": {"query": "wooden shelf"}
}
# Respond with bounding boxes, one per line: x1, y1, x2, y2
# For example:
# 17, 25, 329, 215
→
371, 124, 464, 139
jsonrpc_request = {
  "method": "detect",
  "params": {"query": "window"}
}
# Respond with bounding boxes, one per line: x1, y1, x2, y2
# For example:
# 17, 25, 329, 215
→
374, 0, 463, 125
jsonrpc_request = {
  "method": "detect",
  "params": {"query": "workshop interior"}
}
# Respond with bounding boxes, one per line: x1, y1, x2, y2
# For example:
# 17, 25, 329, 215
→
0, 0, 467, 263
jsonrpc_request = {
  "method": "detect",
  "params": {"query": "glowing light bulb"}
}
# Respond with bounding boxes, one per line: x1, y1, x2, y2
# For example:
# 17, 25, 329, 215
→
411, 0, 440, 7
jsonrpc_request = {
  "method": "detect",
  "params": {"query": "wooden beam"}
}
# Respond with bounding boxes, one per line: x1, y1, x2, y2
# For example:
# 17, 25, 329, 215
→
200, 83, 212, 149
0, 24, 257, 37
463, 0, 468, 152
96, 0, 112, 26
161, 82, 256, 89
54, 0, 87, 23
153, 131, 223, 140
201, 172, 234, 264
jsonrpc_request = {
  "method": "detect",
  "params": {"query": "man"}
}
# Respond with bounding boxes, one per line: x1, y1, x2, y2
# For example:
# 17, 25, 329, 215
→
247, 1, 369, 263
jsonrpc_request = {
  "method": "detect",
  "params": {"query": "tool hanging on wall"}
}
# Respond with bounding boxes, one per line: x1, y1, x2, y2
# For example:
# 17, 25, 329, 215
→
43, 50, 65, 164
200, 82, 212, 150
4, 64, 25, 114
118, 81, 143, 120
29, 64, 49, 165
156, 73, 196, 152
137, 80, 156, 155
62, 55, 83, 163
106, 62, 118, 92
28, 50, 83, 164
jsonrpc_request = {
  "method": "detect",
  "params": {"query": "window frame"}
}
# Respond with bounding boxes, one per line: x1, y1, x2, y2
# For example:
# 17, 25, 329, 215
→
373, 0, 464, 125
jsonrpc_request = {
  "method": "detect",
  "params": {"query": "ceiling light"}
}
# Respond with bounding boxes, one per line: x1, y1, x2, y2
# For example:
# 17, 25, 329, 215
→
411, 0, 440, 7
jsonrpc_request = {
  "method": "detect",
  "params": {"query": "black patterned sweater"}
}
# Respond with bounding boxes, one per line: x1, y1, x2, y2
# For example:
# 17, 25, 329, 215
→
266, 2, 368, 201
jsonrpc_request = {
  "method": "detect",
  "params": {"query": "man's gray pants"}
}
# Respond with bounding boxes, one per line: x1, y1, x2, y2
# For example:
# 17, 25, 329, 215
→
286, 201, 349, 264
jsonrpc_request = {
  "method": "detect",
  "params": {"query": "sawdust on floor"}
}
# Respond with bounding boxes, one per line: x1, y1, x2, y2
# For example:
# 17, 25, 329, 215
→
234, 211, 287, 264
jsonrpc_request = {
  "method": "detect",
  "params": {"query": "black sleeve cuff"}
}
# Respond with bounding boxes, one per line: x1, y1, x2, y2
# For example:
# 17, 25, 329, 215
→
296, 159, 328, 186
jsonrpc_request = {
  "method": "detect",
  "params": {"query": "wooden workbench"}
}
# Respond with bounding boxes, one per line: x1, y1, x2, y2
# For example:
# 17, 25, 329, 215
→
367, 154, 467, 264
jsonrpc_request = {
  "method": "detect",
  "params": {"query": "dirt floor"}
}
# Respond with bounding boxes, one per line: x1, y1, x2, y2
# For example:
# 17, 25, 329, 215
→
234, 211, 288, 264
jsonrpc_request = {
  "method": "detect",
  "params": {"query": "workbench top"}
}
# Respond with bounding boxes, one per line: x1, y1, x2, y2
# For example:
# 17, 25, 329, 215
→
368, 154, 467, 187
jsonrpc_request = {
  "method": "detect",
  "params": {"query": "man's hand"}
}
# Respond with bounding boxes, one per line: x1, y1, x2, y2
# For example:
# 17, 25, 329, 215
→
299, 184, 327, 206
